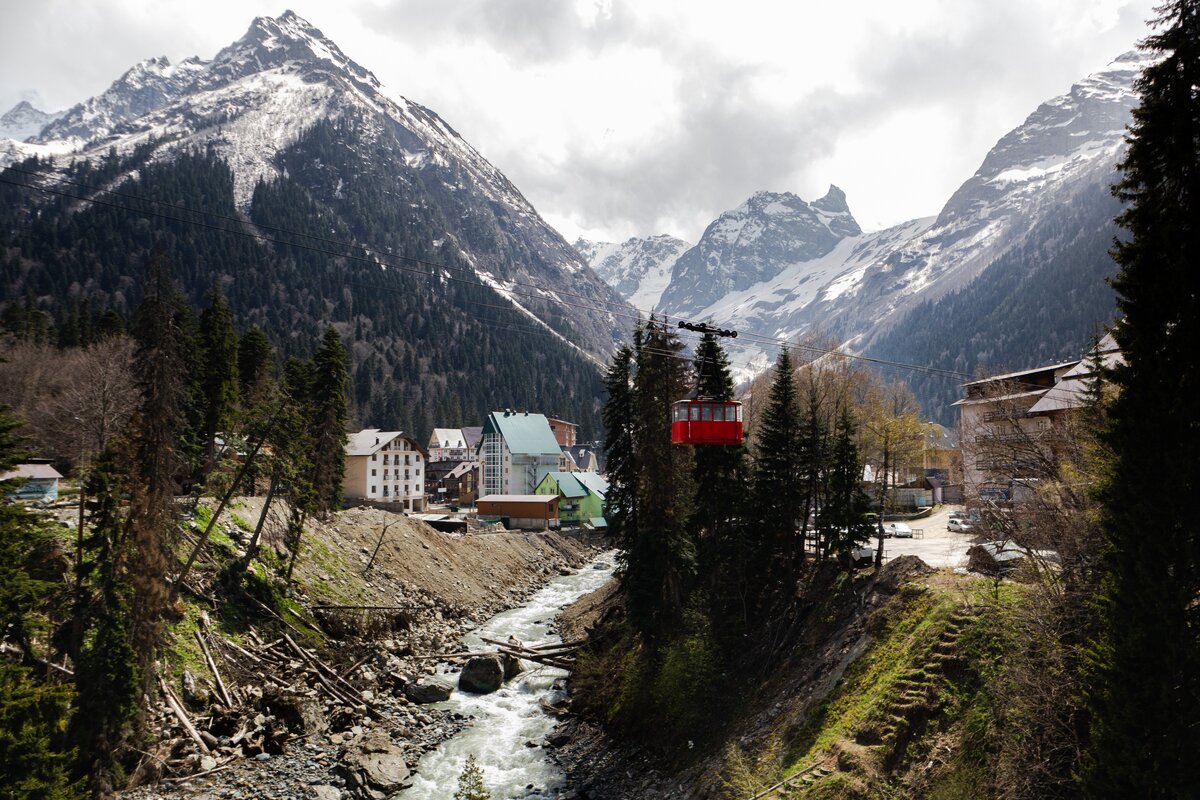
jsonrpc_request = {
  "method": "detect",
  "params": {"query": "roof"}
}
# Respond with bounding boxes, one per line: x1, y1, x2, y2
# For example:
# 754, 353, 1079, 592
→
447, 461, 476, 479
545, 472, 588, 498
962, 360, 1080, 388
574, 472, 609, 498
461, 426, 483, 450
429, 428, 467, 450
1028, 335, 1124, 415
952, 389, 1047, 407
1, 463, 64, 481
588, 517, 608, 528
482, 411, 561, 456
345, 429, 429, 458
477, 494, 557, 505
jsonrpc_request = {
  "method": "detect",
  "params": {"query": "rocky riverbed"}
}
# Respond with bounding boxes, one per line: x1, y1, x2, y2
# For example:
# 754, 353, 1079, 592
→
121, 521, 608, 800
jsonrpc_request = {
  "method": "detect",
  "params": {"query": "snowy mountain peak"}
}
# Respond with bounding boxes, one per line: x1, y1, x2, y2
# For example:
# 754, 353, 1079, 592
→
658, 187, 862, 315
577, 234, 692, 310
0, 101, 63, 142
207, 10, 373, 87
35, 54, 208, 144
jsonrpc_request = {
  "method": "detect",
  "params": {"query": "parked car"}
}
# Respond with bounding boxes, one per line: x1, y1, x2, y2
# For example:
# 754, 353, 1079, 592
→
886, 522, 914, 538
948, 519, 974, 533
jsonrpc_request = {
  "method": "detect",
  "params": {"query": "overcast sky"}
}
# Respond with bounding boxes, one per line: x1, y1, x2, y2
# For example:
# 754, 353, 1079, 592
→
0, 0, 1156, 243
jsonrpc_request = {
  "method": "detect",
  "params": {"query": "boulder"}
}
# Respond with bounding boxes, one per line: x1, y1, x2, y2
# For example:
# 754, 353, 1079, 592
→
459, 655, 505, 694
261, 686, 327, 735
501, 652, 525, 680
404, 678, 453, 704
340, 732, 412, 798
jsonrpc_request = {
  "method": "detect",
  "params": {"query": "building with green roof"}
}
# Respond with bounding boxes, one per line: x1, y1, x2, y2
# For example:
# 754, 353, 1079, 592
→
480, 410, 564, 496
535, 470, 609, 526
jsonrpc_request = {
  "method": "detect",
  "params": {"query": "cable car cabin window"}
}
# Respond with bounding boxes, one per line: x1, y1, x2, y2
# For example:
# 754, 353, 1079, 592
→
702, 404, 713, 421
690, 405, 701, 421
737, 405, 744, 421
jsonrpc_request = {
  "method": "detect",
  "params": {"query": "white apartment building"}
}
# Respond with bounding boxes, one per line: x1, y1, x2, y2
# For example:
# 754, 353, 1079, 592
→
344, 429, 428, 511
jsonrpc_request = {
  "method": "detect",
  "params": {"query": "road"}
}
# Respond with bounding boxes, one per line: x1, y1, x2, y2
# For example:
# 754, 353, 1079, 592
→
881, 504, 976, 568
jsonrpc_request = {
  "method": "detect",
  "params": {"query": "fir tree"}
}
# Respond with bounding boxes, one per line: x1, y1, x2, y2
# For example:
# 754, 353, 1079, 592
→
819, 404, 873, 564
198, 281, 239, 476
237, 325, 274, 406
1085, 3, 1200, 794
688, 333, 752, 630
604, 341, 638, 567
752, 346, 803, 589
308, 326, 349, 515
453, 754, 491, 800
625, 318, 695, 641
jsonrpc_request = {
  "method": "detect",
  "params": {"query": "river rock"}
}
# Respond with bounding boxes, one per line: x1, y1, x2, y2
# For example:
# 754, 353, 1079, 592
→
340, 732, 412, 797
261, 686, 327, 735
405, 678, 453, 704
459, 655, 504, 694
501, 652, 525, 680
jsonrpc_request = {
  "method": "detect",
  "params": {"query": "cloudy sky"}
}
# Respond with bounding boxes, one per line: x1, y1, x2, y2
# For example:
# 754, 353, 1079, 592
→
0, 0, 1155, 243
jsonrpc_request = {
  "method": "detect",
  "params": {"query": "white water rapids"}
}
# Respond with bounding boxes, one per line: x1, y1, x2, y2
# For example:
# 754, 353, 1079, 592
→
399, 551, 616, 799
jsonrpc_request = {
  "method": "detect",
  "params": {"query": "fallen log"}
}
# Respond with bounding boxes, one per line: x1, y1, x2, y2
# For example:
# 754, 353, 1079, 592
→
158, 675, 210, 755
194, 630, 234, 708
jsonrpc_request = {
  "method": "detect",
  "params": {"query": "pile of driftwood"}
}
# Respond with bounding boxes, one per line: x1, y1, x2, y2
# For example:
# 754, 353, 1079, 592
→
134, 614, 380, 785
415, 636, 583, 670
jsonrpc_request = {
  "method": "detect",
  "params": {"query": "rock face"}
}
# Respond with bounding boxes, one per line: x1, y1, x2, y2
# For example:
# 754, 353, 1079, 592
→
577, 233, 692, 310
340, 732, 412, 798
459, 655, 505, 694
404, 678, 454, 705
0, 100, 63, 141
658, 186, 861, 316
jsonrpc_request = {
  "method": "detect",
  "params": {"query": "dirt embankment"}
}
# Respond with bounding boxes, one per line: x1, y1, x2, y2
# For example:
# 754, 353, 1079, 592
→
120, 499, 606, 799
551, 556, 970, 800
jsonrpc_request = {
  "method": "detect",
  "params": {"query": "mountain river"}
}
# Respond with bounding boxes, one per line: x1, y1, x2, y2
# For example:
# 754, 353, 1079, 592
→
399, 551, 616, 799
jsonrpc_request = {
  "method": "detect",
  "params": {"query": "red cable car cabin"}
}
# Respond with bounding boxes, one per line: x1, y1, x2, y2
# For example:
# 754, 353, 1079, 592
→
671, 399, 744, 445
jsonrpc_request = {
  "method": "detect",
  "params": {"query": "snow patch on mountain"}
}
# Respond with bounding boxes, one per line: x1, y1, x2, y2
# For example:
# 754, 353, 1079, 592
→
577, 234, 691, 310
0, 101, 64, 142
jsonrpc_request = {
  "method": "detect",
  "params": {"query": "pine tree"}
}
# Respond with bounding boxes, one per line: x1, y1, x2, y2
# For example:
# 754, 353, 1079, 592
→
751, 346, 802, 589
819, 404, 873, 564
604, 341, 638, 565
0, 405, 81, 799
308, 327, 349, 515
237, 326, 274, 405
624, 318, 695, 641
689, 333, 752, 630
453, 754, 491, 800
198, 282, 239, 476
1085, 3, 1200, 794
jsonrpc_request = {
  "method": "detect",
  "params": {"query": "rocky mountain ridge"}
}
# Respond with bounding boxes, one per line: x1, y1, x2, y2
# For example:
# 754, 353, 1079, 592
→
574, 233, 691, 311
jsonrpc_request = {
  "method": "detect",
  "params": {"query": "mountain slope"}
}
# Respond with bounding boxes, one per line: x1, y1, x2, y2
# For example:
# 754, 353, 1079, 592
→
0, 101, 63, 141
659, 186, 861, 316
675, 52, 1148, 414
0, 11, 628, 436
576, 234, 691, 311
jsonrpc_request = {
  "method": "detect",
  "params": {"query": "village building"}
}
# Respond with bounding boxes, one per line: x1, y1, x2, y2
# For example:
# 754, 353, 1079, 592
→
427, 428, 470, 462
954, 334, 1119, 503
1, 462, 63, 504
425, 459, 481, 506
547, 417, 578, 447
343, 429, 428, 511
534, 471, 608, 527
561, 444, 600, 473
479, 410, 563, 496
475, 494, 559, 530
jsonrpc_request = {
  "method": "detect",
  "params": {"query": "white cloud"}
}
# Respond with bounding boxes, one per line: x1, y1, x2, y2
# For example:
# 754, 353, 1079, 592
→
0, 0, 1156, 241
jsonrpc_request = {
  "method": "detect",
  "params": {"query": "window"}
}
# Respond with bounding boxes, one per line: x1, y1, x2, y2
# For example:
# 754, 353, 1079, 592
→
371, 469, 376, 477
690, 405, 700, 421
737, 405, 743, 422
372, 454, 377, 461
370, 486, 376, 494
702, 404, 713, 421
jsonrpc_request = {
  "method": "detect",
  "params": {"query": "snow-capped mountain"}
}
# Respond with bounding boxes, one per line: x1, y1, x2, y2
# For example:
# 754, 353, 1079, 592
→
676, 51, 1149, 407
0, 101, 63, 142
658, 186, 861, 317
36, 55, 207, 145
4, 10, 628, 360
576, 234, 691, 310
1, 10, 629, 433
